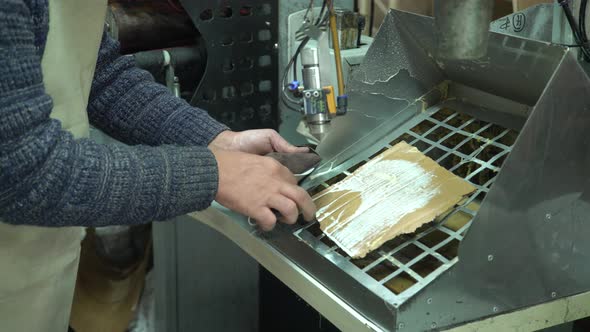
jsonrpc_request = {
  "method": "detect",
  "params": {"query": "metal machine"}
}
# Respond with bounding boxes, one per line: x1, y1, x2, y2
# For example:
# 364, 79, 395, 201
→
284, 0, 495, 143
280, 4, 371, 142
177, 3, 590, 332
100, 0, 589, 331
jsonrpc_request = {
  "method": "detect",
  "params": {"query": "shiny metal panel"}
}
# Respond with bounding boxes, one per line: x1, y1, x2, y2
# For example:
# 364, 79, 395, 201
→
400, 50, 590, 330
434, 0, 493, 60
490, 4, 555, 43
301, 48, 322, 90
489, 3, 576, 46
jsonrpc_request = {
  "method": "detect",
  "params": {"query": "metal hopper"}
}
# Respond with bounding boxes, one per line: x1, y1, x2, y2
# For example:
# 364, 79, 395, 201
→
161, 6, 590, 331
283, 7, 590, 331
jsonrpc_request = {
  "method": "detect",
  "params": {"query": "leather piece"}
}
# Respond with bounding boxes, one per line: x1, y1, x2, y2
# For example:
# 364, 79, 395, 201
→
266, 152, 321, 175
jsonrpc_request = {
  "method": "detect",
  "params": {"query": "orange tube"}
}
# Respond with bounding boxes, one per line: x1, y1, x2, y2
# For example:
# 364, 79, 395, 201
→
328, 2, 345, 96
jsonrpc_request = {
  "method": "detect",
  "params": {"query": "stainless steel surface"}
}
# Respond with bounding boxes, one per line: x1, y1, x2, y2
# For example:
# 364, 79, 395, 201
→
301, 47, 322, 90
301, 46, 320, 66
175, 216, 259, 332
434, 0, 494, 60
443, 291, 590, 332
399, 49, 590, 331
491, 4, 554, 42
187, 207, 384, 332
153, 215, 260, 332
490, 3, 575, 46
302, 65, 322, 90
307, 113, 331, 141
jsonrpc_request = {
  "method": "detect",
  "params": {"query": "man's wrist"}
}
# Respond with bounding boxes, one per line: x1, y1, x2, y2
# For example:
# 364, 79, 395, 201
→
208, 130, 236, 150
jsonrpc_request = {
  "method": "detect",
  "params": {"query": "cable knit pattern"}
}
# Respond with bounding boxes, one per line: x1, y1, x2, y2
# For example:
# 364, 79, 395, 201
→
0, 0, 226, 227
88, 33, 228, 146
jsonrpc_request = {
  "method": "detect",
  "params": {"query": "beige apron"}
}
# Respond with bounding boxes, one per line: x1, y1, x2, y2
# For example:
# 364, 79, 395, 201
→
0, 0, 107, 331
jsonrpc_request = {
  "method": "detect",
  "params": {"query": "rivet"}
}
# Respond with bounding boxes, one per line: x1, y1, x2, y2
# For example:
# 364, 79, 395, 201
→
551, 291, 557, 298
487, 254, 494, 261
427, 298, 433, 304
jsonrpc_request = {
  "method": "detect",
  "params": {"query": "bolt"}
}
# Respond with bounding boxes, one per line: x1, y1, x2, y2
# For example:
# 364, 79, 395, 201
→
493, 306, 499, 313
427, 298, 433, 304
546, 213, 552, 220
487, 254, 494, 261
398, 322, 405, 329
551, 292, 557, 298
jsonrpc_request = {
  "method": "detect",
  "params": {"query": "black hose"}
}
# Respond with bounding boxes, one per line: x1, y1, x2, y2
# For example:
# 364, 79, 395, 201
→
580, 0, 588, 43
316, 0, 327, 25
558, 0, 590, 61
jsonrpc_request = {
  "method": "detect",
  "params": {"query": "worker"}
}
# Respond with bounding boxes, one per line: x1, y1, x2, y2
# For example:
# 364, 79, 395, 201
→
0, 1, 317, 331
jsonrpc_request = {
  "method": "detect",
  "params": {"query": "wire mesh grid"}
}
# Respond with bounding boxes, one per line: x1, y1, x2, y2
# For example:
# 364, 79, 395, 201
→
295, 107, 518, 303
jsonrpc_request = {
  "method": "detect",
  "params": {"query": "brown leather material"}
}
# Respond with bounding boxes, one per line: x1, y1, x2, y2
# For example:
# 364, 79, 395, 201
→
265, 151, 321, 175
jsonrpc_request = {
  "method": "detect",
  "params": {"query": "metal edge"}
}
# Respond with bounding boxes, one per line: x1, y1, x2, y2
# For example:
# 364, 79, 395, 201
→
443, 291, 590, 332
186, 208, 388, 332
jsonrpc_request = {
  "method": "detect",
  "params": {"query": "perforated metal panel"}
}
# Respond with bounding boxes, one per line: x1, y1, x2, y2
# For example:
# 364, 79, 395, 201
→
179, 0, 279, 130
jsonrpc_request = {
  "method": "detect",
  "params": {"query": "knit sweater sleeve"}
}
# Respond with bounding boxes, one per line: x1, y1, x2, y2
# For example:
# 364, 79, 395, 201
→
0, 1, 219, 227
87, 31, 228, 146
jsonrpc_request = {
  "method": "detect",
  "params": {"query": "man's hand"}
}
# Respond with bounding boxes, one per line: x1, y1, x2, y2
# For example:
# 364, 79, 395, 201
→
212, 149, 317, 231
209, 129, 308, 155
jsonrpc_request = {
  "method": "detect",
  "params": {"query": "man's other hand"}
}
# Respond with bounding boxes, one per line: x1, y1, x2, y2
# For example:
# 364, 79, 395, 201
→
211, 149, 317, 231
209, 129, 308, 155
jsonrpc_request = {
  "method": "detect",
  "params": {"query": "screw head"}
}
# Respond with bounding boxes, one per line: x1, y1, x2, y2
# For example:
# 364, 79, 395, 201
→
398, 322, 405, 329
431, 323, 437, 328
546, 213, 552, 220
487, 254, 494, 261
551, 292, 557, 298
427, 298, 433, 304
493, 306, 499, 312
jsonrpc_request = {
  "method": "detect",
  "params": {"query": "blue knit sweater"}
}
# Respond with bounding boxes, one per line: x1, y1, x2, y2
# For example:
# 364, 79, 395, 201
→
0, 0, 229, 227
